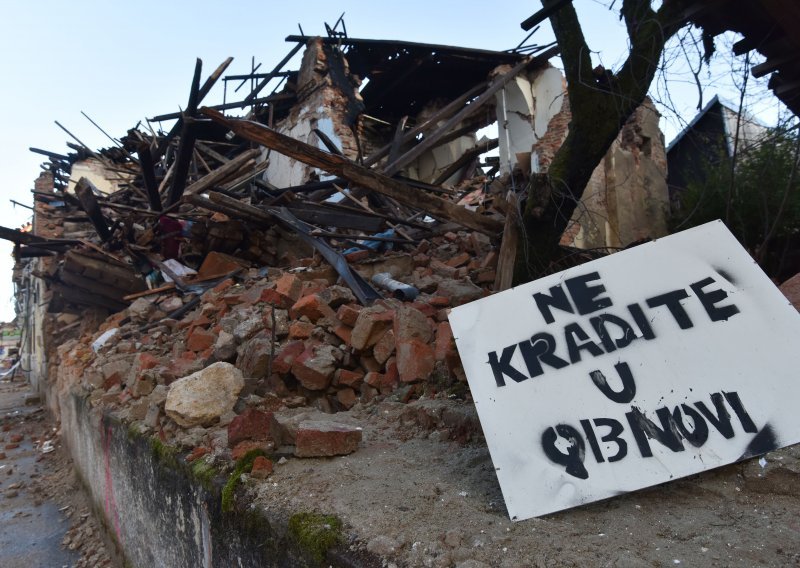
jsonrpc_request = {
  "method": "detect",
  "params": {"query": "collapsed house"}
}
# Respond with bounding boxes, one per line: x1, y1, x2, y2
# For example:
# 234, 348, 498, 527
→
6, 24, 674, 566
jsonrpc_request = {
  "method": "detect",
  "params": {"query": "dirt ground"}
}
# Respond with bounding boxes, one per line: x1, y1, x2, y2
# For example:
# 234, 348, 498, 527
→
250, 399, 800, 568
0, 378, 119, 568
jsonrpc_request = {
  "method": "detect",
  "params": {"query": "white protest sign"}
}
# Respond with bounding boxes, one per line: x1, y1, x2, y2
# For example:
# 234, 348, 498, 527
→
449, 221, 800, 520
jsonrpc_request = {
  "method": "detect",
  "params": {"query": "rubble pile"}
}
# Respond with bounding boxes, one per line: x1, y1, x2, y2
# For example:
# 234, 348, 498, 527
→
54, 226, 496, 466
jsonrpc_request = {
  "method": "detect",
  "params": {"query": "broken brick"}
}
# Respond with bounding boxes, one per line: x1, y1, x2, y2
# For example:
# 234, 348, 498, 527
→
187, 327, 215, 352
271, 341, 306, 375
334, 369, 364, 388
228, 408, 273, 447
289, 321, 315, 339
336, 304, 361, 327
250, 456, 273, 479
336, 388, 358, 409
275, 272, 303, 302
291, 344, 340, 390
289, 294, 335, 323
396, 339, 435, 383
294, 420, 362, 458
351, 306, 393, 351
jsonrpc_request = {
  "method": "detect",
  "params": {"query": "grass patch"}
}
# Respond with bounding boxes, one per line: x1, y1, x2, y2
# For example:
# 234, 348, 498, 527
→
288, 512, 342, 565
221, 449, 266, 512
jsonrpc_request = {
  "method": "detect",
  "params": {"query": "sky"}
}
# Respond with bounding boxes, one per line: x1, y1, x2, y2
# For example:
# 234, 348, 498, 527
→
0, 0, 787, 323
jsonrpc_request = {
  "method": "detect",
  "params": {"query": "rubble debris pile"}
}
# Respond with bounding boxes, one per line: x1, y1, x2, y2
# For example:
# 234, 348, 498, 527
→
5, 23, 681, 564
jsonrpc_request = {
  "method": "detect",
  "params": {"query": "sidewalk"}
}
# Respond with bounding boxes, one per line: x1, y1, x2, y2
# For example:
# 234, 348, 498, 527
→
0, 377, 90, 567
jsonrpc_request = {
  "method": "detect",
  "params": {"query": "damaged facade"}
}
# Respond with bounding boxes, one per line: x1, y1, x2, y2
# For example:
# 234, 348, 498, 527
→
6, 25, 673, 566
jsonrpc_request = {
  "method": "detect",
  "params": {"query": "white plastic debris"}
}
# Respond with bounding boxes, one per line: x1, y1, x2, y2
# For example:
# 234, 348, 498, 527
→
160, 259, 197, 283
91, 328, 119, 352
41, 440, 55, 453
759, 456, 767, 469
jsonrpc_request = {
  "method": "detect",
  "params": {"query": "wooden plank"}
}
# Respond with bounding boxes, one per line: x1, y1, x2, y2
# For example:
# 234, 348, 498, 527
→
0, 226, 79, 247
494, 193, 520, 292
200, 108, 504, 235
285, 202, 385, 232
363, 83, 486, 168
150, 93, 295, 122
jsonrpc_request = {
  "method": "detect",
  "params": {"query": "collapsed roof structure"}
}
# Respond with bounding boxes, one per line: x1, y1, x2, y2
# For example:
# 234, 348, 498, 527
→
9, 22, 668, 318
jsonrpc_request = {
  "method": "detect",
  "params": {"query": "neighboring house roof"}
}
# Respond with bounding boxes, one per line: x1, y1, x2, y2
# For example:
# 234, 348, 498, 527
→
667, 95, 768, 157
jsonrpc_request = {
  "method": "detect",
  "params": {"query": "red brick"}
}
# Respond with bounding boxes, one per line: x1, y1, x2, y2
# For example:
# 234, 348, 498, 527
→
9, 434, 23, 443
435, 322, 454, 362
289, 321, 315, 339
427, 296, 451, 308
187, 327, 215, 352
351, 306, 394, 350
396, 339, 435, 383
445, 252, 471, 268
289, 294, 335, 323
336, 388, 358, 409
260, 288, 294, 310
228, 408, 273, 447
294, 420, 362, 457
291, 345, 337, 390
336, 304, 361, 326
272, 341, 306, 375
212, 278, 236, 295
250, 456, 274, 479
373, 329, 395, 364
275, 273, 303, 302
186, 447, 209, 463
394, 305, 433, 343
345, 250, 370, 263
231, 440, 270, 460
137, 352, 160, 371
333, 325, 352, 345
335, 369, 364, 388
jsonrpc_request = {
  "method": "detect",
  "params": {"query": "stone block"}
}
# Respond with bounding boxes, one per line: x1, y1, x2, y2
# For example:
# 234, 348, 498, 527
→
165, 362, 244, 428
235, 330, 273, 379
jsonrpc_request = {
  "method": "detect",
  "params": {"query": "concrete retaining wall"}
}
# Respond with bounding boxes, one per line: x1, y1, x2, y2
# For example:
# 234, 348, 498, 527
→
57, 389, 368, 567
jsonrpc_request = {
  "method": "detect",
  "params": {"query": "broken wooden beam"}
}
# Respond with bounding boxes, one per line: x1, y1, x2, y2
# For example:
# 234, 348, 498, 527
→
243, 43, 303, 104
74, 177, 112, 241
137, 141, 162, 211
432, 138, 499, 186
200, 109, 504, 235
167, 59, 203, 207
152, 57, 234, 161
